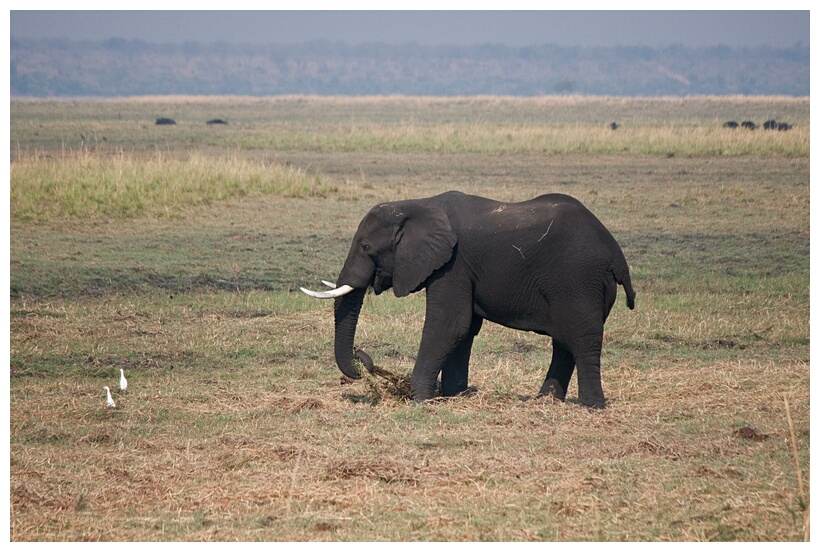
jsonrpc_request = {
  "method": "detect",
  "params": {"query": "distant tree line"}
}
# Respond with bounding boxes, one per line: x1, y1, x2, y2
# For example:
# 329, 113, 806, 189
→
9, 37, 809, 97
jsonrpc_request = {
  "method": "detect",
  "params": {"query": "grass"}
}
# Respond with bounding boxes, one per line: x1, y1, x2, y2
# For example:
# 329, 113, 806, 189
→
11, 95, 809, 158
215, 122, 809, 157
10, 150, 332, 221
8, 96, 810, 541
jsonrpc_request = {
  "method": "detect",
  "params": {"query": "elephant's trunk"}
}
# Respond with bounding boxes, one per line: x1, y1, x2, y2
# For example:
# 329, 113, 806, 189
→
333, 287, 369, 379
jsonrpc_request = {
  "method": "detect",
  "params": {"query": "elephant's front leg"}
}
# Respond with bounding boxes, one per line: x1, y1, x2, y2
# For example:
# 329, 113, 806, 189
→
440, 315, 483, 397
410, 285, 475, 402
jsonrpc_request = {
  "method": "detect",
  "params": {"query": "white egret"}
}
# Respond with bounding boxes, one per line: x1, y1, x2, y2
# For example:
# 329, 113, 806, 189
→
119, 368, 128, 391
104, 386, 116, 408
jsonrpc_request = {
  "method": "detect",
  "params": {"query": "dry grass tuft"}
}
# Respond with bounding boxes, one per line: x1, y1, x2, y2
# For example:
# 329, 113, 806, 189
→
362, 364, 413, 403
325, 459, 420, 485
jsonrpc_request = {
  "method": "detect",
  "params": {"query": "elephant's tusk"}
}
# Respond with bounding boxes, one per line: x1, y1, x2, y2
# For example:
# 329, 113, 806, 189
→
321, 280, 337, 289
300, 284, 355, 299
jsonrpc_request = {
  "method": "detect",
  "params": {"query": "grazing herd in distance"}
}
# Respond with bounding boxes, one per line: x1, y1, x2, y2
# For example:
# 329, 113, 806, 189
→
154, 117, 793, 131
155, 117, 228, 125
722, 119, 792, 131
607, 120, 793, 132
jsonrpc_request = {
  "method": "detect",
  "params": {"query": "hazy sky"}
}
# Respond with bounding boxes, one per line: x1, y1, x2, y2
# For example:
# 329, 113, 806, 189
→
9, 9, 810, 49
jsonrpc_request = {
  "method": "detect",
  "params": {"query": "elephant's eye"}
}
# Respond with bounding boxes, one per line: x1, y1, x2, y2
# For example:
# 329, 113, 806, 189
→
361, 242, 372, 253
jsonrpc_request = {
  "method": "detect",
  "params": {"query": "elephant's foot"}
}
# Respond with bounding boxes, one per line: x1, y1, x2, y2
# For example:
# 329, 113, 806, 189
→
537, 378, 566, 402
579, 396, 606, 409
578, 401, 606, 410
578, 387, 606, 409
410, 381, 438, 404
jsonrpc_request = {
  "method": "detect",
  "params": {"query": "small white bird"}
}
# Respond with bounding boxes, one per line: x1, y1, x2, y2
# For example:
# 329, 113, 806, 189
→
119, 368, 128, 391
104, 386, 116, 408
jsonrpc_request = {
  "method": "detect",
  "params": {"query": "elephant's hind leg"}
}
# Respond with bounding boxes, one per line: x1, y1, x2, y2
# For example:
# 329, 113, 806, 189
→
538, 340, 575, 401
569, 331, 606, 408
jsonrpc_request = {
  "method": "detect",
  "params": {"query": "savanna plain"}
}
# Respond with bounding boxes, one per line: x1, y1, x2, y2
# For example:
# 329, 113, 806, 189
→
9, 96, 810, 541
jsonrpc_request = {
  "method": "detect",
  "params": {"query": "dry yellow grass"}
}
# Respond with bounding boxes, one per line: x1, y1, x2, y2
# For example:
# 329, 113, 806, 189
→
9, 294, 810, 541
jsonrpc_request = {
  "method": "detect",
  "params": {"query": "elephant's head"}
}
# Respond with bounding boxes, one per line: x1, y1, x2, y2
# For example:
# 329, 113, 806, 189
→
302, 200, 457, 379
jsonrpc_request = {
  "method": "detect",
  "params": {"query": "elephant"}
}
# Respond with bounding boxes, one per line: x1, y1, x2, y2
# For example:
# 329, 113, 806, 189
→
302, 191, 636, 408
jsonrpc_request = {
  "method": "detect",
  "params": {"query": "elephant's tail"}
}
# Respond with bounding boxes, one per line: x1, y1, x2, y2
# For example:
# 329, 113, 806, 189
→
611, 258, 636, 310
622, 279, 636, 310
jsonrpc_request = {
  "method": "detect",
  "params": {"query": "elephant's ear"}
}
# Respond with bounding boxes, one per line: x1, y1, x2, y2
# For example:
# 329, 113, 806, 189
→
392, 204, 457, 297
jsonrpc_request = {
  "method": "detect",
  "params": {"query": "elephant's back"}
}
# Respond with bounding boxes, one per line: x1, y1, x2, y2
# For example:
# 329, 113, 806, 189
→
441, 191, 622, 260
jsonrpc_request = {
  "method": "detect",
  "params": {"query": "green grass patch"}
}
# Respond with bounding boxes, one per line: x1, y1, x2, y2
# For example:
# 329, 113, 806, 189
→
10, 151, 333, 221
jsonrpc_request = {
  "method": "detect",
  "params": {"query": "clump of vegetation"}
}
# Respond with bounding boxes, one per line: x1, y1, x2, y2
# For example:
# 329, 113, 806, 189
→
10, 151, 332, 221
363, 364, 413, 403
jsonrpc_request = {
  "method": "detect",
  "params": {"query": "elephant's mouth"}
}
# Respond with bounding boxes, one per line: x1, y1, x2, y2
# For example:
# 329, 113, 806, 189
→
372, 270, 393, 295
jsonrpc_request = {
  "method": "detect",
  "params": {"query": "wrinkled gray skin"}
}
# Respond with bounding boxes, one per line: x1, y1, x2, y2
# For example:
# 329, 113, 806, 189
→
329, 191, 635, 408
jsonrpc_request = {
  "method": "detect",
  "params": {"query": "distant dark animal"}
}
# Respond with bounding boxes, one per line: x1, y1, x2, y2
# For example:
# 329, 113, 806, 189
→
722, 121, 739, 128
610, 122, 619, 130
741, 121, 756, 130
155, 118, 176, 125
777, 122, 792, 131
763, 120, 778, 130
206, 119, 228, 125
